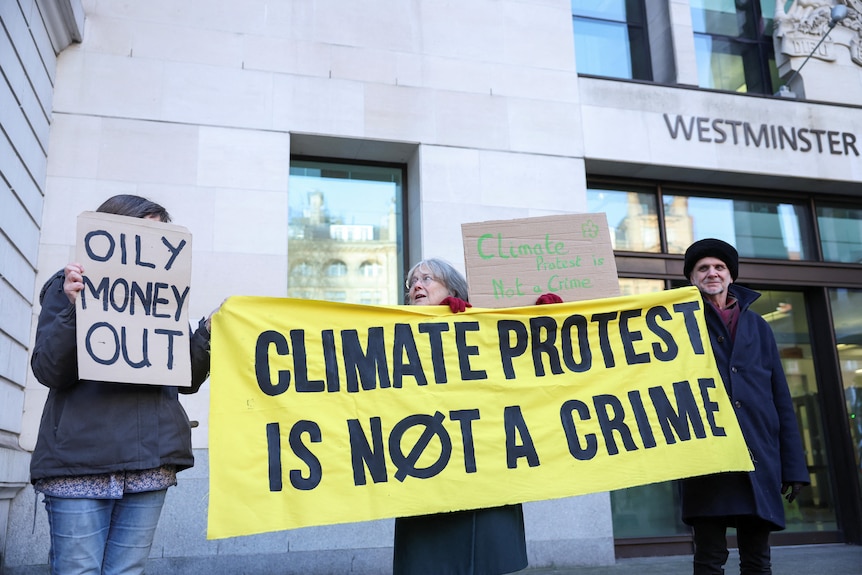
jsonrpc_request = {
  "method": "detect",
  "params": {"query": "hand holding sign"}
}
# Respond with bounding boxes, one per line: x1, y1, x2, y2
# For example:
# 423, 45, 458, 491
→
63, 263, 86, 304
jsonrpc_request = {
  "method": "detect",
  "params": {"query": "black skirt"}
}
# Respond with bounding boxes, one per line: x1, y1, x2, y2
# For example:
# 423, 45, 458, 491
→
392, 504, 528, 575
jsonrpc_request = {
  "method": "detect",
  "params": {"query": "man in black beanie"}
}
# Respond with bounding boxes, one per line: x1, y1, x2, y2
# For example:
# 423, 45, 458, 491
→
679, 238, 809, 575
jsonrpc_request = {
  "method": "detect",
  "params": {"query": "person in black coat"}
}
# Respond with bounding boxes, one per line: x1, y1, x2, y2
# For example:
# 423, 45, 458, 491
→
392, 258, 562, 575
679, 239, 809, 575
30, 195, 212, 575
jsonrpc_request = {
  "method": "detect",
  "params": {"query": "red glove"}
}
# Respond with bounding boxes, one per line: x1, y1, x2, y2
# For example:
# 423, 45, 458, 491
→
535, 293, 563, 305
440, 296, 471, 313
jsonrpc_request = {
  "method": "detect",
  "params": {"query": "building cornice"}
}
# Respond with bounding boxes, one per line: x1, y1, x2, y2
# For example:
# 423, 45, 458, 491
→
35, 0, 84, 53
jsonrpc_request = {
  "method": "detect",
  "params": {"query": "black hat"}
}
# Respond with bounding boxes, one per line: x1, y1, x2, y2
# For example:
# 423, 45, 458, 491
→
683, 238, 738, 280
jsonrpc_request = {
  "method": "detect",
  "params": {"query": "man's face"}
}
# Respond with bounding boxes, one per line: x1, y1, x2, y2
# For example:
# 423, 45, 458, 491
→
690, 256, 732, 296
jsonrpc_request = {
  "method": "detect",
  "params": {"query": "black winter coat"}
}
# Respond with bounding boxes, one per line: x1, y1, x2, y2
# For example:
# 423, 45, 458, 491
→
29, 270, 211, 482
393, 504, 528, 575
680, 284, 809, 530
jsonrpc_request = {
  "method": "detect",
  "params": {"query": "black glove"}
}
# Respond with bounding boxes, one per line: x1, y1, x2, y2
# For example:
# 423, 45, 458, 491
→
781, 482, 804, 503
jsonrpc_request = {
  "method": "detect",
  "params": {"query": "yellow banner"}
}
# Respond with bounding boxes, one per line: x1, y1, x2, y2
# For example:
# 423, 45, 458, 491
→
207, 286, 752, 539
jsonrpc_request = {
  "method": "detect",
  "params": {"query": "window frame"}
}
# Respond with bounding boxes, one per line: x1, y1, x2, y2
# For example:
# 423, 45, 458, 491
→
571, 0, 653, 82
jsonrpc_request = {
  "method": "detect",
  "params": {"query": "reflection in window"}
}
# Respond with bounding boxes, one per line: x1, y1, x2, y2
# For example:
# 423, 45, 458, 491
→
360, 261, 383, 277
817, 205, 862, 263
690, 0, 778, 94
324, 290, 347, 302
612, 481, 689, 538
662, 194, 811, 260
751, 290, 836, 532
611, 277, 683, 539
359, 290, 382, 304
830, 288, 862, 495
292, 261, 315, 277
572, 0, 651, 80
587, 187, 660, 252
288, 159, 404, 304
618, 278, 664, 296
326, 261, 348, 277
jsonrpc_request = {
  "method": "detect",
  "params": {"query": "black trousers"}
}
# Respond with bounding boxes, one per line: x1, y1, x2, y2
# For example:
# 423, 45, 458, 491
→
691, 516, 772, 575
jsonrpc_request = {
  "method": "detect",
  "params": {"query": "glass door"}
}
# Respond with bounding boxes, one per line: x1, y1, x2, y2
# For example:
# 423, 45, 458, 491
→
611, 286, 839, 550
751, 290, 836, 534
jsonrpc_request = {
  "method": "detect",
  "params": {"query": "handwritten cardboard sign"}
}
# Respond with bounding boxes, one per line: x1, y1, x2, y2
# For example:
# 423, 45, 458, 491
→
462, 213, 619, 308
75, 212, 193, 386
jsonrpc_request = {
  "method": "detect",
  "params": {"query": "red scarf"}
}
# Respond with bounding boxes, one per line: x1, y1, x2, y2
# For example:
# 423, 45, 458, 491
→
711, 298, 740, 341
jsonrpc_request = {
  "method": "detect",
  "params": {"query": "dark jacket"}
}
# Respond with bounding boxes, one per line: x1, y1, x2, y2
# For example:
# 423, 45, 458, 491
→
29, 270, 211, 482
393, 504, 528, 575
681, 283, 810, 530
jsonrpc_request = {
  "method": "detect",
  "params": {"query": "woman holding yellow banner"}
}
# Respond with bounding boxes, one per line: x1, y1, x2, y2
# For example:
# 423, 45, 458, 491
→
393, 258, 561, 575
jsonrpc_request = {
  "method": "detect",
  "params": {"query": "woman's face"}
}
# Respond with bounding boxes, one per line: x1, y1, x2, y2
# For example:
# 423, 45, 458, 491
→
407, 266, 451, 306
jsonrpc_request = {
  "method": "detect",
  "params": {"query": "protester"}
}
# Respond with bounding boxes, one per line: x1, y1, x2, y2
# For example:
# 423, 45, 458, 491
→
679, 238, 809, 575
30, 194, 212, 575
392, 257, 562, 575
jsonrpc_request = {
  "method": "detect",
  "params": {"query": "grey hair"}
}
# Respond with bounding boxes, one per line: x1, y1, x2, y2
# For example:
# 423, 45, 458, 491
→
406, 258, 469, 304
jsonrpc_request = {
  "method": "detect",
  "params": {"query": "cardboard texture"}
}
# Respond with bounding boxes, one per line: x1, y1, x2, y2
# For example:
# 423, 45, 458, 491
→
462, 213, 619, 308
75, 212, 193, 386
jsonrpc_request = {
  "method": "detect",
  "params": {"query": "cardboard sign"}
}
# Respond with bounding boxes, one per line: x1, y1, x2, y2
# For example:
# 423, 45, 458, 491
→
206, 287, 753, 539
75, 212, 193, 386
462, 213, 619, 308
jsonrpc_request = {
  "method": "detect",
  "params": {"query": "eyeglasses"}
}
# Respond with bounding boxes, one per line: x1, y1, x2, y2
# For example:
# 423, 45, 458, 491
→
406, 274, 438, 289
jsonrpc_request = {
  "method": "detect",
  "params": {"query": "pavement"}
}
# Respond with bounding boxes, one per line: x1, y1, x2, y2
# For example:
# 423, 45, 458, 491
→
521, 543, 862, 575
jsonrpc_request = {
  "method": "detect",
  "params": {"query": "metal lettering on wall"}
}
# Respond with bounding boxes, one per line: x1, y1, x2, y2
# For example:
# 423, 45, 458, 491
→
663, 114, 860, 157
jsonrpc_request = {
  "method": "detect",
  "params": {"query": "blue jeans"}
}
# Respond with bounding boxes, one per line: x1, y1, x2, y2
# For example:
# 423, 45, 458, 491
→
43, 490, 167, 575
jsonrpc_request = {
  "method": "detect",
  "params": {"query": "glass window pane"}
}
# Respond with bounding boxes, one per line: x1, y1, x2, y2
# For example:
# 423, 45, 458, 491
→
690, 0, 764, 38
694, 35, 765, 92
691, 0, 745, 36
612, 481, 689, 538
618, 278, 665, 296
750, 290, 837, 532
663, 194, 812, 260
573, 19, 633, 78
691, 0, 774, 94
288, 160, 404, 303
571, 0, 629, 21
571, 1, 649, 81
588, 187, 660, 253
830, 288, 862, 495
817, 204, 862, 263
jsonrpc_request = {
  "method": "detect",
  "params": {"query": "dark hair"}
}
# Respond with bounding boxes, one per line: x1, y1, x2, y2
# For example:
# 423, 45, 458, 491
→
96, 194, 171, 223
406, 258, 469, 304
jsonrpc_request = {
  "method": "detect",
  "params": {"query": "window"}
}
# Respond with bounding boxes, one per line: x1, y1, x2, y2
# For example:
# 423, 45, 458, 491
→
572, 0, 651, 81
830, 288, 862, 495
325, 261, 348, 277
662, 192, 812, 260
591, 178, 861, 547
690, 0, 781, 94
817, 204, 862, 263
587, 185, 660, 252
292, 261, 315, 277
360, 261, 383, 277
288, 159, 405, 303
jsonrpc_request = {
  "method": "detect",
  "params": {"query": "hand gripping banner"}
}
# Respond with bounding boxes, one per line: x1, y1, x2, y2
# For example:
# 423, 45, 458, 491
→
207, 286, 752, 539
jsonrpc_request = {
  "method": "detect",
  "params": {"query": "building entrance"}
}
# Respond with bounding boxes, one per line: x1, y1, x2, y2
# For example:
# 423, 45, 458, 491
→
611, 284, 854, 557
